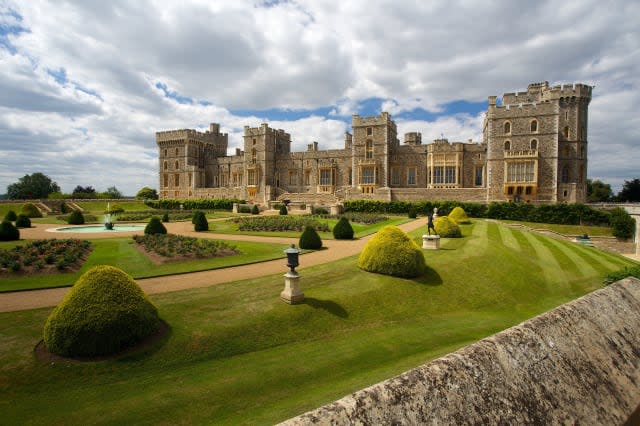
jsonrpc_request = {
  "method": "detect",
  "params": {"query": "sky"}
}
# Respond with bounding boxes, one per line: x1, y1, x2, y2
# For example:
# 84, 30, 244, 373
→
0, 0, 638, 196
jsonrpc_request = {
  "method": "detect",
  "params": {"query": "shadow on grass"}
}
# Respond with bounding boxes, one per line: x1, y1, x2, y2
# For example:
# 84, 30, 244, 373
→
411, 266, 443, 286
302, 297, 349, 318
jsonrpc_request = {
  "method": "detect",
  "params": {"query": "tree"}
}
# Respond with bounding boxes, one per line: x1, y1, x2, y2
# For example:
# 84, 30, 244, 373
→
617, 179, 640, 202
72, 185, 96, 195
136, 187, 159, 200
7, 173, 60, 199
104, 186, 123, 199
587, 179, 613, 203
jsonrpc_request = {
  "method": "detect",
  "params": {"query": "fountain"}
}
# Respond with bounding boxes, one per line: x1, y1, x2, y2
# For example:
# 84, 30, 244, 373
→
104, 202, 114, 230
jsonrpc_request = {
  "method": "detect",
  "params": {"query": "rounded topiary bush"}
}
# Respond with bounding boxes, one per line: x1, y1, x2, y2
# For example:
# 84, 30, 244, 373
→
448, 206, 470, 224
332, 217, 354, 240
251, 204, 259, 215
434, 216, 462, 238
162, 212, 169, 223
3, 210, 17, 222
357, 226, 425, 278
408, 208, 418, 219
15, 214, 31, 228
20, 203, 42, 218
67, 210, 85, 225
299, 225, 322, 249
144, 217, 167, 235
192, 211, 209, 232
279, 205, 288, 215
43, 265, 160, 357
0, 220, 20, 241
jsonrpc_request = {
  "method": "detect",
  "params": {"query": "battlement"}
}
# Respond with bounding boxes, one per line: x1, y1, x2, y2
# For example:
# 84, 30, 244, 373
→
156, 123, 227, 144
352, 112, 394, 127
491, 100, 557, 117
243, 124, 291, 141
404, 132, 422, 145
500, 82, 592, 106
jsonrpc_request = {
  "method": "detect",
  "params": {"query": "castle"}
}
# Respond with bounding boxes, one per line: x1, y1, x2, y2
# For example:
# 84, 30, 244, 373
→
157, 81, 592, 205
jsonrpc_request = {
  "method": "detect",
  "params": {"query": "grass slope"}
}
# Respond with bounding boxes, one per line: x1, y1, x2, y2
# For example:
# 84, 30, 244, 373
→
0, 238, 288, 292
0, 221, 636, 424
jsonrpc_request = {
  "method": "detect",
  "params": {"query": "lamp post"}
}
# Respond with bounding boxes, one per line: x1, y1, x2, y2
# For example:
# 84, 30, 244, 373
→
281, 244, 304, 304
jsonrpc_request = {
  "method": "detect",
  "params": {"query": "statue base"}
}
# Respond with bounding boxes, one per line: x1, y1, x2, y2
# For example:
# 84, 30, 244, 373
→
281, 271, 304, 304
422, 234, 441, 250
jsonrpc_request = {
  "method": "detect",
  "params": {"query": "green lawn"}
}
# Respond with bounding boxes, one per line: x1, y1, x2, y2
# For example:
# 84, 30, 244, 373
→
0, 238, 288, 292
209, 216, 411, 239
0, 220, 636, 424
498, 219, 613, 237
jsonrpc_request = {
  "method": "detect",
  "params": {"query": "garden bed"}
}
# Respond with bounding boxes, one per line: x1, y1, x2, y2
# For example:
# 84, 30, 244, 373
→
230, 216, 330, 232
132, 234, 239, 264
0, 239, 92, 275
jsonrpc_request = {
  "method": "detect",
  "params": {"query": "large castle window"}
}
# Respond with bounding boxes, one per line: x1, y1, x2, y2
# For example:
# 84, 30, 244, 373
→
360, 167, 375, 185
163, 161, 168, 170
288, 170, 297, 186
530, 139, 538, 150
432, 166, 456, 184
561, 166, 570, 183
174, 174, 180, 186
367, 127, 372, 136
475, 167, 483, 186
365, 140, 374, 159
445, 167, 455, 184
507, 162, 535, 183
248, 170, 257, 186
251, 148, 257, 164
304, 170, 311, 186
530, 120, 538, 133
504, 122, 511, 134
175, 160, 179, 170
391, 168, 400, 185
504, 140, 511, 150
163, 174, 168, 188
320, 169, 333, 185
407, 167, 416, 185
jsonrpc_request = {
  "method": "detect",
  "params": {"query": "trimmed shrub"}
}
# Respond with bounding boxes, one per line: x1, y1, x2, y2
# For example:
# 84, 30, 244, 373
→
15, 214, 31, 228
20, 203, 42, 218
299, 226, 322, 249
610, 207, 635, 239
43, 265, 160, 357
332, 217, 354, 240
357, 226, 425, 278
3, 210, 17, 222
0, 221, 20, 241
251, 204, 260, 215
312, 206, 329, 215
434, 216, 462, 238
448, 206, 471, 224
162, 212, 169, 223
279, 205, 288, 215
192, 211, 209, 232
105, 204, 124, 214
146, 198, 244, 211
408, 208, 417, 219
67, 210, 85, 225
144, 217, 167, 235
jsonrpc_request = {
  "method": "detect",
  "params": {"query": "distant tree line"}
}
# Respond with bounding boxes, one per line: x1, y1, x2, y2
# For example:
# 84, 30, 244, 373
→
5, 172, 130, 200
587, 178, 640, 203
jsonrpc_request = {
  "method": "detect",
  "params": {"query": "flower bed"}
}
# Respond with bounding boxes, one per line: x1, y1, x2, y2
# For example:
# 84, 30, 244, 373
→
311, 212, 388, 225
132, 234, 238, 259
0, 239, 92, 274
230, 216, 330, 232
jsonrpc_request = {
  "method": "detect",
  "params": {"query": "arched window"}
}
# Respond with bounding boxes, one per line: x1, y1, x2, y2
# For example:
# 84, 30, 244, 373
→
164, 149, 167, 157
563, 126, 570, 139
561, 166, 570, 183
530, 120, 538, 133
365, 140, 374, 159
251, 148, 257, 164
504, 122, 511, 134
252, 138, 256, 145
530, 139, 538, 150
163, 161, 168, 170
175, 160, 179, 170
504, 140, 511, 150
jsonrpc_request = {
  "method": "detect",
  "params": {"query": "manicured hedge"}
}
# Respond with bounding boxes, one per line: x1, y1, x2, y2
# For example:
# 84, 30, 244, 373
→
357, 226, 425, 278
299, 226, 322, 249
192, 211, 209, 232
434, 216, 462, 238
344, 200, 612, 226
279, 205, 288, 215
251, 205, 259, 215
43, 265, 160, 357
67, 210, 85, 225
448, 207, 470, 224
0, 221, 20, 241
146, 198, 245, 211
332, 217, 354, 240
145, 217, 167, 235
15, 214, 31, 228
20, 203, 43, 218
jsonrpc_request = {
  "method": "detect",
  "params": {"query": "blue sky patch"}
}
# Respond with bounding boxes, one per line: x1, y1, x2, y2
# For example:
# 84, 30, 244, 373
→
0, 8, 28, 54
155, 82, 194, 105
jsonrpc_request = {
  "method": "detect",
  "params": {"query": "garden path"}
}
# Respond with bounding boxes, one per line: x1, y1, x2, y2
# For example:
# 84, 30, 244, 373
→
0, 219, 427, 312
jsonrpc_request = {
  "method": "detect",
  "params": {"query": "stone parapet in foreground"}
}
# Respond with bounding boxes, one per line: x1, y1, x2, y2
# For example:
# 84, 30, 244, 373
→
281, 277, 640, 425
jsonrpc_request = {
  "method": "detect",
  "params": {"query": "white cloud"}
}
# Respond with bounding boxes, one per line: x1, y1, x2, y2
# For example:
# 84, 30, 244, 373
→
0, 0, 638, 194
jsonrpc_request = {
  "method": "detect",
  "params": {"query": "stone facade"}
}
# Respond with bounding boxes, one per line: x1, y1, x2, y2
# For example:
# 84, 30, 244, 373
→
157, 82, 592, 205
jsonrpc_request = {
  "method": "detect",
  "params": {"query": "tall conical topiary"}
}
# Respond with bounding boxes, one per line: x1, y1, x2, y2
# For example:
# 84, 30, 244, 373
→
43, 265, 160, 357
3, 210, 17, 222
434, 216, 462, 238
299, 225, 322, 249
193, 211, 209, 232
279, 205, 288, 215
251, 204, 260, 215
357, 226, 425, 278
144, 217, 167, 235
15, 214, 31, 228
332, 217, 354, 240
0, 220, 20, 241
448, 206, 470, 224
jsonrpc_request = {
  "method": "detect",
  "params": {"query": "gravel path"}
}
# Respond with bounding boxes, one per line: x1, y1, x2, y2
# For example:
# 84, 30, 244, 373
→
0, 218, 426, 312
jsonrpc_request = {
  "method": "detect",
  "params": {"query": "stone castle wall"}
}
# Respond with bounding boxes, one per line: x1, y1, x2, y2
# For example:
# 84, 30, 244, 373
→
281, 278, 640, 425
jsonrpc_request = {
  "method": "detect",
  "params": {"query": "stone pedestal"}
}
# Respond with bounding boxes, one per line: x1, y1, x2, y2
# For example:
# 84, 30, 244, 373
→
232, 203, 239, 214
422, 234, 440, 250
330, 204, 344, 215
281, 272, 304, 304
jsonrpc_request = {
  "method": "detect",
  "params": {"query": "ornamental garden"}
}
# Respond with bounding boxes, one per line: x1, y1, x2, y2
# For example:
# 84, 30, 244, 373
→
0, 198, 639, 424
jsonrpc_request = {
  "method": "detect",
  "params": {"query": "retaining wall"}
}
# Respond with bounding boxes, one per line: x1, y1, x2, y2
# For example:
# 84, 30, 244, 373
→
281, 278, 640, 425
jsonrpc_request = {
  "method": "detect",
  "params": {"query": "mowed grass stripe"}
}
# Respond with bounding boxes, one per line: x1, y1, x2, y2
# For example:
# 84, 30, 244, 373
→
528, 233, 585, 284
520, 230, 566, 285
463, 220, 489, 254
543, 237, 598, 278
571, 243, 635, 271
496, 222, 522, 252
